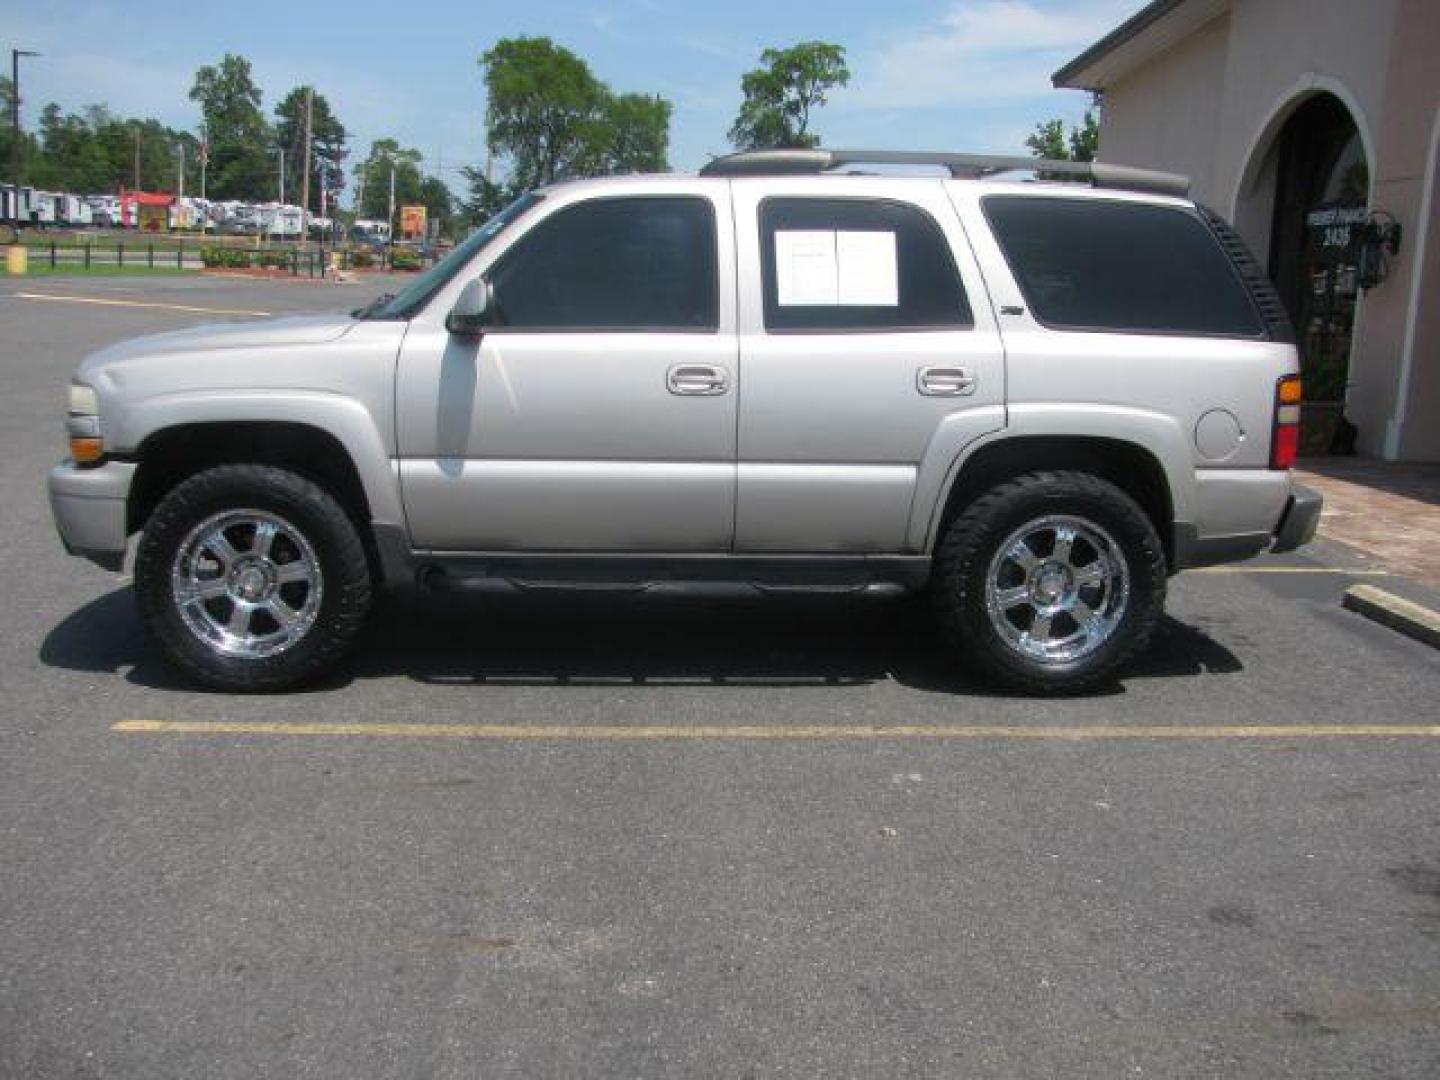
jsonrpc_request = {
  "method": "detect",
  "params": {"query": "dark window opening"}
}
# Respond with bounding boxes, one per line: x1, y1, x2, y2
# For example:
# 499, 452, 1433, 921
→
983, 195, 1264, 338
487, 196, 718, 332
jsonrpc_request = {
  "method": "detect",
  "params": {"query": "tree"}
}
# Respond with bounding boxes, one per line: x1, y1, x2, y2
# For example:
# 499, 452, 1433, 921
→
586, 92, 671, 175
189, 54, 272, 199
1026, 110, 1099, 162
727, 42, 849, 151
353, 138, 452, 233
479, 36, 672, 190
30, 103, 198, 194
274, 86, 347, 211
459, 169, 519, 230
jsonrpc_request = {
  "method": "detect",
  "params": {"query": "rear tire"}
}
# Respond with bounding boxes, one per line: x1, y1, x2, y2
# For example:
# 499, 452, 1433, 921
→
134, 465, 372, 691
931, 470, 1166, 694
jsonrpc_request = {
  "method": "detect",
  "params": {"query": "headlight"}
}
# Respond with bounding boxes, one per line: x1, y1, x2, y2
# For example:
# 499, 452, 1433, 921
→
68, 382, 99, 416
66, 381, 104, 463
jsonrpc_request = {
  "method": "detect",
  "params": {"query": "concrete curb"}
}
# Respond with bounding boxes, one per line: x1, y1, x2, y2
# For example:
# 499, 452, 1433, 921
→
1342, 583, 1440, 650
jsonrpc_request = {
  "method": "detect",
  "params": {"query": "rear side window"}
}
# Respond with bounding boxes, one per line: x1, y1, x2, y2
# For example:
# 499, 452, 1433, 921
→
487, 196, 718, 332
760, 198, 972, 332
983, 196, 1263, 337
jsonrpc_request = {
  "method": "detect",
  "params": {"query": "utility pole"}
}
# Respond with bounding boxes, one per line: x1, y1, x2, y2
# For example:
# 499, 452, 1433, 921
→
198, 124, 208, 235
387, 161, 396, 265
276, 148, 284, 204
387, 161, 395, 238
299, 87, 313, 239
132, 125, 143, 189
177, 141, 184, 199
9, 48, 39, 229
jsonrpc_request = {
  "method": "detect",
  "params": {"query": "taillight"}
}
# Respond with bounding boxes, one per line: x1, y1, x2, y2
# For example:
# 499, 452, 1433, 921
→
1270, 375, 1302, 470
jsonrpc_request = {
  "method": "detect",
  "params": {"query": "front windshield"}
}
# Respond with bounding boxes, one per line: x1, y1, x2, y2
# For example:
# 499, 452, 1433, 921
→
359, 192, 543, 320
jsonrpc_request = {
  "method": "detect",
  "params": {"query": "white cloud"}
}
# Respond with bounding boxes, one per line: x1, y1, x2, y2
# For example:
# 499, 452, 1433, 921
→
839, 0, 1142, 110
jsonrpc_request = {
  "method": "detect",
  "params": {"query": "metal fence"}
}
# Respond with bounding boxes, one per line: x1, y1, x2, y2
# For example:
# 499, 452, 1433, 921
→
25, 242, 343, 276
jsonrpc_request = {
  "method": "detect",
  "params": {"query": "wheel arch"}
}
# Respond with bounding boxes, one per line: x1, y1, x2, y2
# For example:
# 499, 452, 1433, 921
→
925, 433, 1181, 567
125, 415, 400, 583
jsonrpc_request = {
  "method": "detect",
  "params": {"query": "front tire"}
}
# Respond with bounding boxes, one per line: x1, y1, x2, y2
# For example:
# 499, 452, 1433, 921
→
135, 465, 372, 691
931, 471, 1166, 694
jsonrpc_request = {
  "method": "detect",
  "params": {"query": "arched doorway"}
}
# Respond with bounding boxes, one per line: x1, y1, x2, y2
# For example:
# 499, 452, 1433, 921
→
1266, 93, 1369, 452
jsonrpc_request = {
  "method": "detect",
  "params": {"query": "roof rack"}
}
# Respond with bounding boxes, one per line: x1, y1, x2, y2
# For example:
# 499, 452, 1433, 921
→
697, 149, 1190, 198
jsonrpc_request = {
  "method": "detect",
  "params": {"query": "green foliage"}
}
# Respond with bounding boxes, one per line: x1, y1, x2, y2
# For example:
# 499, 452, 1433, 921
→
189, 54, 273, 200
352, 138, 456, 237
390, 246, 422, 271
27, 104, 198, 194
1026, 110, 1099, 162
459, 169, 521, 231
354, 138, 421, 218
587, 92, 671, 175
480, 36, 672, 190
350, 249, 375, 269
274, 86, 348, 209
200, 246, 251, 268
728, 42, 849, 151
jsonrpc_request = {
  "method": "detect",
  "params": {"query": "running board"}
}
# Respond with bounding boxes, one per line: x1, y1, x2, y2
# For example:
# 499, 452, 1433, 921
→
416, 553, 931, 596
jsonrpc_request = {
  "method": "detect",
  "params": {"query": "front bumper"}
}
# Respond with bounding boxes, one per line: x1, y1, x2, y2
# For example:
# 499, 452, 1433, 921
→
1270, 483, 1323, 554
48, 460, 136, 572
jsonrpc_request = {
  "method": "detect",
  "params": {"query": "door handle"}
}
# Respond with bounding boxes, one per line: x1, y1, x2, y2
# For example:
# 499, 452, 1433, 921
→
917, 365, 976, 396
667, 364, 729, 396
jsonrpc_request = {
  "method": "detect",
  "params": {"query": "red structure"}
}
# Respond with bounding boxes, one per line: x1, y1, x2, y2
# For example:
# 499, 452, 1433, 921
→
118, 188, 176, 231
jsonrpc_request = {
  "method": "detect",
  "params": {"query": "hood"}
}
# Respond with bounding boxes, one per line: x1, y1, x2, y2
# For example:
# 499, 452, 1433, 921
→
77, 314, 358, 377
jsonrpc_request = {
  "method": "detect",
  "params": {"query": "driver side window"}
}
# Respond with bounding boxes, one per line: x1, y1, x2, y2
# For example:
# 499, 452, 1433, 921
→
487, 195, 719, 332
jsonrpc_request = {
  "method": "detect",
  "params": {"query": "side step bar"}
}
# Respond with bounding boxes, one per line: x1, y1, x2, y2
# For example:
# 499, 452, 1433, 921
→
416, 553, 932, 597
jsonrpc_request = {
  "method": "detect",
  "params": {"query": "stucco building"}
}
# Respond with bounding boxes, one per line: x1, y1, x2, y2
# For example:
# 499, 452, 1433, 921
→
1054, 0, 1440, 460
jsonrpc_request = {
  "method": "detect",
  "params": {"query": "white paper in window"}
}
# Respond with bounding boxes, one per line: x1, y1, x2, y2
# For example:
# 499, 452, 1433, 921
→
836, 231, 898, 306
775, 231, 838, 305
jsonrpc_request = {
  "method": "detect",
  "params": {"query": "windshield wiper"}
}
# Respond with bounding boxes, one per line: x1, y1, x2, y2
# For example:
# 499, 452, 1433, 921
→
352, 292, 396, 320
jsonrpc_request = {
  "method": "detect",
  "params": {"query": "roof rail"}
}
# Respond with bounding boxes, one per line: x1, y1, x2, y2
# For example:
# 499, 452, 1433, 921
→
698, 149, 1190, 198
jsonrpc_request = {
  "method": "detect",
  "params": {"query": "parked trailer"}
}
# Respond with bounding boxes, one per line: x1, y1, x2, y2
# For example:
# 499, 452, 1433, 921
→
58, 195, 94, 227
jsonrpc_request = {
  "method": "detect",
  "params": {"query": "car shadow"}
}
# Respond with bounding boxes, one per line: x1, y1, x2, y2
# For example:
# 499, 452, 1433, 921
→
40, 586, 1243, 696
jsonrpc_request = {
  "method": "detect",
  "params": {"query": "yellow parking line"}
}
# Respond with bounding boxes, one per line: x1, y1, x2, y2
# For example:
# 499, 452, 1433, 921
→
13, 292, 271, 317
1187, 566, 1390, 574
112, 720, 1440, 741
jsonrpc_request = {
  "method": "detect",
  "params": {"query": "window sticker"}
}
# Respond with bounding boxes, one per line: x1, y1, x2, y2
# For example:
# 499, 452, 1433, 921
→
774, 230, 898, 306
837, 231, 898, 306
775, 230, 838, 305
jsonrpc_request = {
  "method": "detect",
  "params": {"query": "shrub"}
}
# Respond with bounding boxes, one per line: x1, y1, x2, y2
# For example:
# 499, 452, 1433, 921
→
257, 250, 291, 269
350, 249, 374, 269
200, 246, 252, 269
390, 246, 421, 271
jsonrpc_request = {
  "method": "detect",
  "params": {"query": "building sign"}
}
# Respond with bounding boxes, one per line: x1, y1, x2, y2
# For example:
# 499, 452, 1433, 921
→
1305, 205, 1367, 252
399, 205, 427, 240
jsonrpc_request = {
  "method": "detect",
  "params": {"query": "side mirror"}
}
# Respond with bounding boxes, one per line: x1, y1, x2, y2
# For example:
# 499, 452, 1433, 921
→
446, 278, 492, 336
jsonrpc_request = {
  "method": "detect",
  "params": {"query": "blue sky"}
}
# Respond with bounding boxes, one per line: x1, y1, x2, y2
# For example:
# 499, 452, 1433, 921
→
9, 0, 1145, 205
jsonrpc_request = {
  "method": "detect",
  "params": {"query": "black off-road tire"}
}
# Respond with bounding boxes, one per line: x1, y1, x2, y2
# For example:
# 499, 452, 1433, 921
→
931, 470, 1166, 694
134, 465, 372, 692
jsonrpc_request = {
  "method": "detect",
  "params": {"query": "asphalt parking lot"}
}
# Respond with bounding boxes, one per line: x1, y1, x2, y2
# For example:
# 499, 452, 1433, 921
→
3, 274, 1439, 1078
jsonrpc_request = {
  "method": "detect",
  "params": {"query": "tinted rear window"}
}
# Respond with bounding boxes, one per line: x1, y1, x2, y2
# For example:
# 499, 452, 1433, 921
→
983, 196, 1263, 337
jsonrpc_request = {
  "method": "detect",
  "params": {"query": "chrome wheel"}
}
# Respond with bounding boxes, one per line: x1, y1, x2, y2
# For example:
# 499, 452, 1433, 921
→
984, 514, 1129, 665
170, 509, 323, 659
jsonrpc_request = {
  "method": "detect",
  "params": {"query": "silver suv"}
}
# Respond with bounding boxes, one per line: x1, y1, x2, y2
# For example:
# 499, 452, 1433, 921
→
48, 150, 1321, 693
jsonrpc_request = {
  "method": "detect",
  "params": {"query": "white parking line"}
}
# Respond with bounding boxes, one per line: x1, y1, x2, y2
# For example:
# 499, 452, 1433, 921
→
11, 292, 271, 317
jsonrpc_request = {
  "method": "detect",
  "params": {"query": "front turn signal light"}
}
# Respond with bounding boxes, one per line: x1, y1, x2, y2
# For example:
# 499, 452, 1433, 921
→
70, 436, 104, 464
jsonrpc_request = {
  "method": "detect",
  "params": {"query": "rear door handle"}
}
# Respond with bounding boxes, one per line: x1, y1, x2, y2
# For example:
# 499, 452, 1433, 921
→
917, 365, 975, 396
667, 363, 730, 396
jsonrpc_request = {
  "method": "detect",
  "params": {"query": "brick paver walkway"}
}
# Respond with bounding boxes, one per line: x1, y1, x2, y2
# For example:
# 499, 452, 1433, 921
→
1295, 458, 1440, 587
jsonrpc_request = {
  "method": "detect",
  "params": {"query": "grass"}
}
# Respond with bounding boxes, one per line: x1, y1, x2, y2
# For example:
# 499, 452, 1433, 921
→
12, 263, 198, 277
